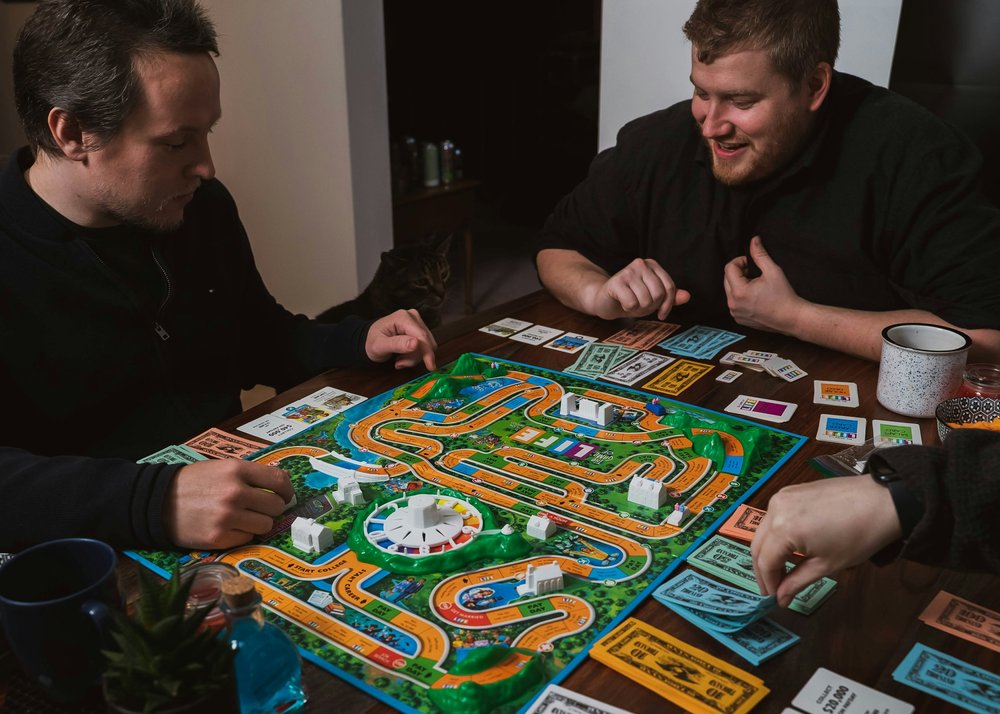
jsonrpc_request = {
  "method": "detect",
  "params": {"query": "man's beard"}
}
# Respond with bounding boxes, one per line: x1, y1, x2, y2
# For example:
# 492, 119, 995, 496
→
96, 186, 191, 233
708, 113, 813, 186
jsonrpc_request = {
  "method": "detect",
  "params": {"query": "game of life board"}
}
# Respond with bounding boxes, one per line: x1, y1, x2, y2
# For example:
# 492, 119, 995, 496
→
131, 354, 805, 714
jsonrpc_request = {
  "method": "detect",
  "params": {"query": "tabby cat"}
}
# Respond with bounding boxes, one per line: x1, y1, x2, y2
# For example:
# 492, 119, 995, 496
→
316, 233, 452, 328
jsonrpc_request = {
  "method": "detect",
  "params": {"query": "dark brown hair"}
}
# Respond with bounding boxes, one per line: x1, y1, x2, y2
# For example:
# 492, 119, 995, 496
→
683, 0, 840, 84
14, 0, 218, 156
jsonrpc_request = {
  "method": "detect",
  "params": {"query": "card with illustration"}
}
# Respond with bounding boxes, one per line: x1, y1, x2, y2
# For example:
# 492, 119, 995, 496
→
479, 317, 533, 337
509, 324, 563, 344
542, 332, 598, 353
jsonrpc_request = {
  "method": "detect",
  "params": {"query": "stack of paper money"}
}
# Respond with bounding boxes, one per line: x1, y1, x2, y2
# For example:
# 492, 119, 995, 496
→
590, 617, 769, 713
653, 570, 799, 666
687, 535, 836, 616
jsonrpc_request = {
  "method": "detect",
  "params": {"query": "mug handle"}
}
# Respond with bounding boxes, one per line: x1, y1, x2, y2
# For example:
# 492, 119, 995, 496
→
82, 600, 114, 647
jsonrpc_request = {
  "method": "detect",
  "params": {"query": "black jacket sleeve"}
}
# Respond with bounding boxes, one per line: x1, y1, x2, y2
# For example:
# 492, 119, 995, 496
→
0, 446, 179, 551
867, 428, 1000, 573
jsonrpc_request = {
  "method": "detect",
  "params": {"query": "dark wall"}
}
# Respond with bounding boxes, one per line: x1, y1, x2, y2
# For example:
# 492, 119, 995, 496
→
384, 1, 601, 225
889, 0, 1000, 204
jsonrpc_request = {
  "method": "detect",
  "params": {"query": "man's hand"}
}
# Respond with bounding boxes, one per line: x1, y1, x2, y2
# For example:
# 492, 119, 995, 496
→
366, 309, 437, 371
751, 475, 903, 607
589, 258, 691, 320
163, 460, 295, 550
724, 236, 807, 333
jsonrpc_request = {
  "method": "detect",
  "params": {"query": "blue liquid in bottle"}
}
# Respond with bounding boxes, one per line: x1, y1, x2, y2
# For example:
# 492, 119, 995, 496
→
221, 576, 306, 714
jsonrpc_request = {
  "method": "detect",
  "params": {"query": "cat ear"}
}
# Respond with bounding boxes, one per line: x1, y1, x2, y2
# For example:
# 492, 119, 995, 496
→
434, 232, 453, 252
383, 249, 407, 269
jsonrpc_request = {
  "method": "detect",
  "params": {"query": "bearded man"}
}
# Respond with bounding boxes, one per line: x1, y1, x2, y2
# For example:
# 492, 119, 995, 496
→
535, 0, 1000, 362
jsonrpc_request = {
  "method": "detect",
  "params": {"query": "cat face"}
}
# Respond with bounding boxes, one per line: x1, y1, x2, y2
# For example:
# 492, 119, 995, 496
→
375, 233, 452, 327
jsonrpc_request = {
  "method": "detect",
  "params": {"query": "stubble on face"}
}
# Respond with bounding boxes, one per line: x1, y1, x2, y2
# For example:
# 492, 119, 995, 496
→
706, 102, 814, 187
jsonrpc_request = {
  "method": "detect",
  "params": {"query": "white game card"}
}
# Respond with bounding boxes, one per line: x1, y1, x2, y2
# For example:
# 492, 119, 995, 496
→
238, 413, 311, 442
872, 419, 923, 445
509, 324, 564, 344
525, 684, 636, 714
479, 317, 533, 338
793, 667, 914, 714
298, 386, 366, 414
716, 369, 743, 383
813, 380, 860, 408
542, 332, 598, 354
724, 395, 797, 423
816, 414, 867, 445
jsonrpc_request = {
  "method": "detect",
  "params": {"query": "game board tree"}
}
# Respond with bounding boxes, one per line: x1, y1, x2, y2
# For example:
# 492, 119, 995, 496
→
690, 431, 726, 470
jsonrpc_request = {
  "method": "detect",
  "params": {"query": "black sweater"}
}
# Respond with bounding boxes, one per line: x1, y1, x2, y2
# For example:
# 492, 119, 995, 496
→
0, 148, 371, 550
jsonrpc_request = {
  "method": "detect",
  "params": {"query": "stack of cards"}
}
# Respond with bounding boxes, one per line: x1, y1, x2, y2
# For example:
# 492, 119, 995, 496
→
792, 668, 914, 714
892, 644, 999, 712
653, 571, 799, 666
687, 535, 836, 616
565, 342, 636, 378
658, 325, 745, 360
605, 320, 681, 350
238, 386, 366, 443
720, 351, 807, 382
919, 591, 1000, 654
591, 617, 769, 714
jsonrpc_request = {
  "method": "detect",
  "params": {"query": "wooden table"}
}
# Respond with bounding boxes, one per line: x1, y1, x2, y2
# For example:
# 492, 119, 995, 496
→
143, 291, 1000, 712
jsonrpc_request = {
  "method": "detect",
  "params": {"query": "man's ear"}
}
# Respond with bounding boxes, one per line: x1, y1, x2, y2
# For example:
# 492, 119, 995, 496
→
805, 62, 833, 112
46, 108, 93, 161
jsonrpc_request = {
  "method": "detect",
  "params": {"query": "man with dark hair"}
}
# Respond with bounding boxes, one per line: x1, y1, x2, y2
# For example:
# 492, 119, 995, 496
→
536, 0, 1000, 362
0, 0, 437, 552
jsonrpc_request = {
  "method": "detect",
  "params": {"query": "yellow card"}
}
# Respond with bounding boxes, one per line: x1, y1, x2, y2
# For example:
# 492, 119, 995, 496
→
590, 618, 768, 713
643, 359, 713, 396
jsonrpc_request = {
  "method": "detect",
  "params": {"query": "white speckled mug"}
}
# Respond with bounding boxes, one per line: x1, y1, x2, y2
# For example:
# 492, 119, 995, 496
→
876, 323, 971, 418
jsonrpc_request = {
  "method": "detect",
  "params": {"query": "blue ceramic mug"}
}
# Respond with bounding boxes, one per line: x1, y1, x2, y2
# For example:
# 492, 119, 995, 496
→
0, 538, 120, 702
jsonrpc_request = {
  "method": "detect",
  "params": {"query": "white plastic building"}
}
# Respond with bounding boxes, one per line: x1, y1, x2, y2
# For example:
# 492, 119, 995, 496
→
627, 475, 666, 509
559, 393, 613, 426
516, 561, 564, 597
526, 514, 557, 540
333, 474, 365, 506
291, 516, 333, 554
666, 504, 692, 526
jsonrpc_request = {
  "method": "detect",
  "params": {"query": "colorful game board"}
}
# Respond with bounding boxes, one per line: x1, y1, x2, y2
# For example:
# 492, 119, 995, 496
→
130, 354, 805, 713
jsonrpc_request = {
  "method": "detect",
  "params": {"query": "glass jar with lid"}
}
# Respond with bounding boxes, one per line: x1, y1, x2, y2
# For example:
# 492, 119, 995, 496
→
956, 363, 1000, 398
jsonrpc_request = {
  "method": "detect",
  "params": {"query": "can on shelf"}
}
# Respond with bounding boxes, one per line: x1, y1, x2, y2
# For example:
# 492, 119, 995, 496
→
440, 140, 455, 185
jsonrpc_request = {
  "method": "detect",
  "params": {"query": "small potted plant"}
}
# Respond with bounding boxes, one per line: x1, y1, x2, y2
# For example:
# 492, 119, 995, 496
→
103, 565, 237, 713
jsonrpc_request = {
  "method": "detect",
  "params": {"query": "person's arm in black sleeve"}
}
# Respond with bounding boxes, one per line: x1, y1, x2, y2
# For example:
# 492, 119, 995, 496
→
867, 428, 1000, 573
0, 446, 178, 552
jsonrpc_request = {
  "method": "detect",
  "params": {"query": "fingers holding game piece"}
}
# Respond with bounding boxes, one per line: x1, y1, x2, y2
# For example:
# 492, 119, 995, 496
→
366, 309, 438, 371
163, 459, 293, 550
